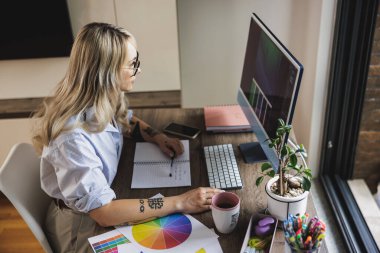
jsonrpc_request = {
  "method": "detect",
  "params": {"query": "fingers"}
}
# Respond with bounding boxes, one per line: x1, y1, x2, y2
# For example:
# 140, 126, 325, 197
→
199, 187, 225, 195
205, 192, 217, 199
177, 140, 184, 154
159, 136, 184, 158
166, 138, 184, 156
210, 188, 225, 194
202, 188, 223, 206
160, 145, 175, 158
204, 198, 212, 205
161, 145, 175, 157
180, 187, 227, 214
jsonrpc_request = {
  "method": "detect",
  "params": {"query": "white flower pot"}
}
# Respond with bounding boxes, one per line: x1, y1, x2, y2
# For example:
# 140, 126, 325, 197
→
265, 176, 309, 221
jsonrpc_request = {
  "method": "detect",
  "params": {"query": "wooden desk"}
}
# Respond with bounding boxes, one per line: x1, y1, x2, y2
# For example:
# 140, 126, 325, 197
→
109, 108, 327, 253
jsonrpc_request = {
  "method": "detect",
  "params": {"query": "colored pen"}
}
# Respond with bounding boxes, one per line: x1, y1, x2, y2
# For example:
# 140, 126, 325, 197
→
296, 229, 304, 248
305, 235, 312, 249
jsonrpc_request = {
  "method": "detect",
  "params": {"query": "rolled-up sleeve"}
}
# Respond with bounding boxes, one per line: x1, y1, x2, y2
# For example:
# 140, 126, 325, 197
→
49, 134, 116, 213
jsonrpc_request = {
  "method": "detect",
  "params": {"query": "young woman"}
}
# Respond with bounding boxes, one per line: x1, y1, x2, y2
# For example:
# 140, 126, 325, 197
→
32, 22, 222, 253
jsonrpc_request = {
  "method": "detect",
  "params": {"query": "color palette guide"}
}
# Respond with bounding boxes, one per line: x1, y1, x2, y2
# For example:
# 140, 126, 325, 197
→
88, 230, 132, 253
132, 213, 192, 249
116, 213, 220, 253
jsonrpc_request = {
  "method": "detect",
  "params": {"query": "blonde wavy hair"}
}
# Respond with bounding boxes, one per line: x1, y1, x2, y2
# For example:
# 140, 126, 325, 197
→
32, 22, 135, 154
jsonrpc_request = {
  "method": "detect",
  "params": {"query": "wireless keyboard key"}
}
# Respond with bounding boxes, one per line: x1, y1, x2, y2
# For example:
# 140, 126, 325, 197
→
203, 144, 243, 190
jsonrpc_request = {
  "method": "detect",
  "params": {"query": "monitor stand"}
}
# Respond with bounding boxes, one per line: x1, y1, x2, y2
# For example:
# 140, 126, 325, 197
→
238, 142, 268, 164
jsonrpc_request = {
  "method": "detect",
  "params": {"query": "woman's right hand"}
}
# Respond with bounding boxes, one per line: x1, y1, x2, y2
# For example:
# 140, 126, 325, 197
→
175, 187, 224, 214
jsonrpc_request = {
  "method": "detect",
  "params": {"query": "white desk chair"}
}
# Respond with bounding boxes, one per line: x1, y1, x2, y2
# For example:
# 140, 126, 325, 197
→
0, 143, 53, 253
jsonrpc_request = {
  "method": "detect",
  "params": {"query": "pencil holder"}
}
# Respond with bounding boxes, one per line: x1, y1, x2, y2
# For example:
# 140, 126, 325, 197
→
283, 213, 326, 253
288, 244, 319, 253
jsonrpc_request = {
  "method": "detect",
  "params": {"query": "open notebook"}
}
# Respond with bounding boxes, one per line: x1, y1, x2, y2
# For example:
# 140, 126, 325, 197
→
131, 140, 191, 188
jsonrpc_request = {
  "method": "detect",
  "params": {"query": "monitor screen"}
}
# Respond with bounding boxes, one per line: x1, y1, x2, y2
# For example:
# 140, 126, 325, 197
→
237, 13, 303, 168
0, 0, 73, 60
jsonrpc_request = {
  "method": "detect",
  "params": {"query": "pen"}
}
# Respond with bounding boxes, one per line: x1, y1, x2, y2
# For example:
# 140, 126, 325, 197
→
169, 151, 176, 177
305, 235, 312, 249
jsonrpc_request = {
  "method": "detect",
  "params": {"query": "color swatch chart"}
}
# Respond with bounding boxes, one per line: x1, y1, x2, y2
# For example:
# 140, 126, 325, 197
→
132, 213, 192, 249
89, 194, 223, 253
89, 231, 130, 253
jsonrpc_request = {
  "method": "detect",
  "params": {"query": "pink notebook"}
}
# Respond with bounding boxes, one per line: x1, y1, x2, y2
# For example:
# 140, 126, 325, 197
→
204, 105, 251, 132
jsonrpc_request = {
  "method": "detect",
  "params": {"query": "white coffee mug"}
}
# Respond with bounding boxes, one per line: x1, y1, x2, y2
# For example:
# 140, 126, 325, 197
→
211, 192, 240, 234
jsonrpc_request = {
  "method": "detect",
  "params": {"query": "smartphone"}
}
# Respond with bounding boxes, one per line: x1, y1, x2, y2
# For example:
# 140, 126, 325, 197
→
163, 122, 201, 139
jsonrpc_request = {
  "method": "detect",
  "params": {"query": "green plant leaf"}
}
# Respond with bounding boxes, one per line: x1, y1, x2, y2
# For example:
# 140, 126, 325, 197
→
289, 154, 297, 166
288, 149, 295, 156
295, 144, 308, 157
287, 164, 295, 168
278, 118, 285, 126
261, 162, 272, 172
267, 170, 276, 177
304, 168, 312, 178
291, 166, 299, 173
302, 177, 311, 191
256, 176, 264, 186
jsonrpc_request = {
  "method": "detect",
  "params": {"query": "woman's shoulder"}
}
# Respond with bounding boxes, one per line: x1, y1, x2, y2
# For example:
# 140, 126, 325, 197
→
42, 128, 89, 155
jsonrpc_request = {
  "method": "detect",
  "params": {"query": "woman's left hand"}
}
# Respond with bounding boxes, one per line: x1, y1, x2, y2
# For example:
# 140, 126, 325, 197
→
154, 134, 184, 158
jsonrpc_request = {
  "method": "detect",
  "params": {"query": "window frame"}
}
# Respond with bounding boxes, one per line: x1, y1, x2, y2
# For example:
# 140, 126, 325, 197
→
320, 0, 379, 252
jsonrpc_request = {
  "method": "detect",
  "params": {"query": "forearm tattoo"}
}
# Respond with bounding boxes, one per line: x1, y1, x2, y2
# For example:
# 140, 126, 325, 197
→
144, 127, 160, 138
148, 198, 164, 209
139, 199, 145, 213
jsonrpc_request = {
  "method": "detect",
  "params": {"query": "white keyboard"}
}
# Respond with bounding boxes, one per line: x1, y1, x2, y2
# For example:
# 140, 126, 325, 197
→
204, 144, 243, 189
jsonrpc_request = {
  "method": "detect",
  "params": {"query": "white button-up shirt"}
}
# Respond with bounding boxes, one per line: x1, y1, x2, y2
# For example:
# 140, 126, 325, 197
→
40, 108, 133, 213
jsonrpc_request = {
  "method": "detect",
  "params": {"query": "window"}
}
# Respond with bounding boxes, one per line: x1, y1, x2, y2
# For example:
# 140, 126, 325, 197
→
320, 0, 380, 252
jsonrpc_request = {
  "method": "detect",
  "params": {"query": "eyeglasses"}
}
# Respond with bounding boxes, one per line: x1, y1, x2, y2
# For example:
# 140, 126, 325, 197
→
124, 51, 140, 77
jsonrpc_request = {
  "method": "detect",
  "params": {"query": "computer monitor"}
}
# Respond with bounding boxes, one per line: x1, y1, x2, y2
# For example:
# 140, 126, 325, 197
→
237, 13, 303, 171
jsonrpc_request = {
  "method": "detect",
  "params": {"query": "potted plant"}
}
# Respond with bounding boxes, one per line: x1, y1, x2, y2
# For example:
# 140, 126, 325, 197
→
256, 119, 312, 221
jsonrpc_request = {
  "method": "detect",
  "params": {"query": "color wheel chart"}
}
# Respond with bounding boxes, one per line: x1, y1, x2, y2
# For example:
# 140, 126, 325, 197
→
132, 213, 192, 249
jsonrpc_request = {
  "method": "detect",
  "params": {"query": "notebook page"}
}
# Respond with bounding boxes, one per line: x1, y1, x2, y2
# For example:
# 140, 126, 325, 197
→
131, 140, 191, 188
134, 140, 189, 162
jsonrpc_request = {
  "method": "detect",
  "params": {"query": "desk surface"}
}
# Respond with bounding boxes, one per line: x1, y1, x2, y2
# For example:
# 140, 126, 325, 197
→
108, 108, 327, 253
